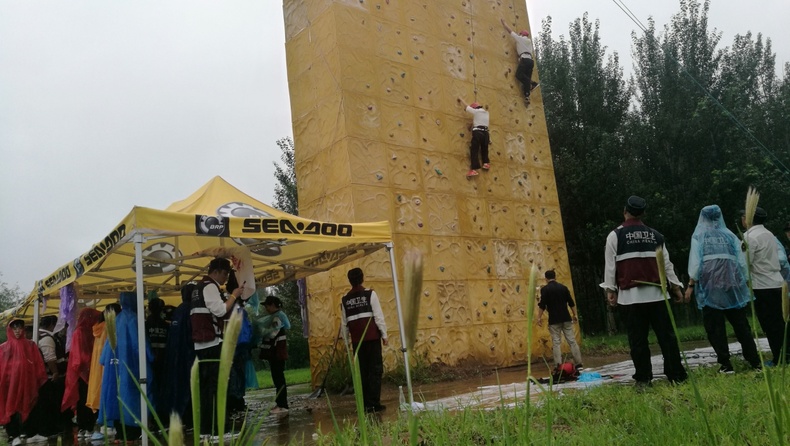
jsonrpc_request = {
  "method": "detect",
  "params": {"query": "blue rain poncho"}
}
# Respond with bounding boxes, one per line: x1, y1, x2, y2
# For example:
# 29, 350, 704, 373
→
98, 292, 153, 426
688, 205, 751, 310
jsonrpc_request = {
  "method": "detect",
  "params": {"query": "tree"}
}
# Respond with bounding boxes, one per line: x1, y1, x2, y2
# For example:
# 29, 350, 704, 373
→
536, 14, 632, 334
0, 273, 23, 312
273, 137, 298, 215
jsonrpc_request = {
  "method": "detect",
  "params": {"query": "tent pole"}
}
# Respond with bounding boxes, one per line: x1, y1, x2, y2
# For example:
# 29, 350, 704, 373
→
134, 233, 149, 446
386, 242, 414, 406
33, 298, 40, 343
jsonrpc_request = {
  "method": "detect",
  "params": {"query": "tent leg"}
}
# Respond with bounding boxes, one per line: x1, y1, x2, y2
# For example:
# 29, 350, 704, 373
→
134, 233, 149, 446
386, 243, 414, 406
33, 298, 40, 343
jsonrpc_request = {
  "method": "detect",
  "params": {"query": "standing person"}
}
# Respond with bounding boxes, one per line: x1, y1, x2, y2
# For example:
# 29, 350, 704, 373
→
190, 258, 244, 437
62, 308, 102, 440
601, 195, 688, 388
501, 18, 539, 105
161, 283, 197, 428
259, 296, 290, 415
0, 319, 48, 446
31, 315, 69, 438
341, 268, 388, 413
145, 298, 168, 417
89, 303, 120, 442
685, 205, 761, 373
742, 207, 790, 365
536, 270, 583, 371
458, 98, 490, 178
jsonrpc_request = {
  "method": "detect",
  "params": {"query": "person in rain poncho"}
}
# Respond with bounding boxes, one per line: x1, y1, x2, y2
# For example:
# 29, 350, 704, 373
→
0, 319, 48, 446
62, 308, 102, 439
684, 205, 761, 373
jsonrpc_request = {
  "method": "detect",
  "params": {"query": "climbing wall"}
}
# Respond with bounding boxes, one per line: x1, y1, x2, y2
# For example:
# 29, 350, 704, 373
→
283, 0, 578, 384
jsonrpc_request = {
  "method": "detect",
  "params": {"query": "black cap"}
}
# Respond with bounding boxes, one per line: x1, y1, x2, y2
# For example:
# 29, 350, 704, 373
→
753, 207, 768, 224
625, 195, 647, 216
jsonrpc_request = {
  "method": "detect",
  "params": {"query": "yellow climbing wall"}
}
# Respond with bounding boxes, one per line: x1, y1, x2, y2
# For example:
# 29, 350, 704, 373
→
283, 0, 578, 384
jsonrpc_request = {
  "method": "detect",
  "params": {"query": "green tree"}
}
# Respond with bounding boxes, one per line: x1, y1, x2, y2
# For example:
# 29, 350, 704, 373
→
0, 274, 24, 342
536, 14, 631, 334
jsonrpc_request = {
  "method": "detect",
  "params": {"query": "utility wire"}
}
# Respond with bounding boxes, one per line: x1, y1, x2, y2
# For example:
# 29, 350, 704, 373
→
612, 0, 790, 177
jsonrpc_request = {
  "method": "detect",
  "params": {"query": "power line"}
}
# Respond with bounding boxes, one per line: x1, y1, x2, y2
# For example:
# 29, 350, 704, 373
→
612, 0, 790, 177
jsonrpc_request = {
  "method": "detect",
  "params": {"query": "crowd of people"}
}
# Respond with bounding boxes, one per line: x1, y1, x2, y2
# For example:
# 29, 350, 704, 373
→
602, 196, 790, 387
0, 257, 290, 445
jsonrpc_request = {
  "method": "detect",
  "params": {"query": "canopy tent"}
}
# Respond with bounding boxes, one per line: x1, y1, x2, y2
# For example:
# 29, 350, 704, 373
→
11, 176, 413, 446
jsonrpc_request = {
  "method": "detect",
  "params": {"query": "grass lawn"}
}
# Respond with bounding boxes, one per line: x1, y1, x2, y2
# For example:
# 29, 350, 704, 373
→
255, 367, 312, 389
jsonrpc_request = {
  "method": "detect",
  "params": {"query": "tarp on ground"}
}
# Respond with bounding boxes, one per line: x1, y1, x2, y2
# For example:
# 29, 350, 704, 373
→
13, 176, 392, 318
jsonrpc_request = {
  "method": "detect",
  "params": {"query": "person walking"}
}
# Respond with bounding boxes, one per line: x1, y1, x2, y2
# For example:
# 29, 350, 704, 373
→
341, 268, 388, 413
536, 270, 583, 371
501, 18, 539, 105
459, 98, 490, 178
685, 205, 761, 373
601, 195, 688, 388
260, 296, 290, 415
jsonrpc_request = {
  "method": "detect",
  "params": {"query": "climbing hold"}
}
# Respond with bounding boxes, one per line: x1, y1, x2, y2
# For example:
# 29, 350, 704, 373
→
367, 105, 373, 110
439, 266, 445, 272
391, 153, 397, 160
376, 173, 383, 180
469, 54, 474, 59
434, 168, 442, 175
397, 195, 402, 202
482, 245, 487, 251
417, 222, 423, 228
486, 265, 490, 273
397, 50, 402, 55
427, 315, 433, 320
414, 198, 421, 205
425, 158, 430, 164
516, 284, 520, 292
401, 72, 406, 78
482, 301, 488, 306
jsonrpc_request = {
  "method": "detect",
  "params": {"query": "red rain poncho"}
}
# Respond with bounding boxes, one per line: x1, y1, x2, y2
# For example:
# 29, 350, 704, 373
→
0, 321, 48, 424
62, 308, 101, 412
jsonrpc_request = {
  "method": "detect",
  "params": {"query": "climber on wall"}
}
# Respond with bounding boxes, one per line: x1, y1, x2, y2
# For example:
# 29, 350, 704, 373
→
501, 18, 539, 106
458, 98, 490, 178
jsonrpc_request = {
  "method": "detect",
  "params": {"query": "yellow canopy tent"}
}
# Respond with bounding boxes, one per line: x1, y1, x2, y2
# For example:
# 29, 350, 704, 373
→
12, 176, 410, 446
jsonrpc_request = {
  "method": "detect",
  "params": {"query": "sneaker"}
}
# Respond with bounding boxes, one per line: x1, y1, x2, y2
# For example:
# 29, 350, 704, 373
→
210, 432, 240, 443
719, 364, 735, 374
482, 163, 490, 170
530, 81, 540, 91
365, 404, 387, 413
634, 380, 651, 393
90, 431, 105, 441
466, 169, 479, 178
28, 434, 49, 443
100, 426, 116, 437
11, 437, 22, 446
270, 406, 289, 415
575, 363, 584, 372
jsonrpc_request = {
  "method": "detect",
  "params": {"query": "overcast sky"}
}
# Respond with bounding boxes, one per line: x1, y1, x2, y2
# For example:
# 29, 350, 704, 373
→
1, 1, 788, 291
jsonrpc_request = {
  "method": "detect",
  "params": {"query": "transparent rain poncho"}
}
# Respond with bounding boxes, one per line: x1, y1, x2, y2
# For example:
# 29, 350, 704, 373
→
688, 205, 751, 310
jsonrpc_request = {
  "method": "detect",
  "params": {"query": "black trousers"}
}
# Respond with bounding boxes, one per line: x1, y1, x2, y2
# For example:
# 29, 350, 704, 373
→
76, 379, 98, 431
4, 413, 26, 439
469, 129, 490, 170
515, 57, 535, 98
620, 300, 687, 383
28, 378, 68, 436
196, 344, 222, 435
702, 305, 761, 368
754, 288, 790, 364
354, 340, 383, 409
269, 358, 288, 409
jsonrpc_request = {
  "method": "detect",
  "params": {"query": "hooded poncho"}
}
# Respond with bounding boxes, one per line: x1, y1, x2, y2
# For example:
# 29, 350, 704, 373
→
688, 205, 751, 310
0, 321, 48, 424
62, 308, 101, 412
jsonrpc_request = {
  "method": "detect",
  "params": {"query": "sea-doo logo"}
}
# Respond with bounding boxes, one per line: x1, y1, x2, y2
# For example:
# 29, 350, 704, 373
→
83, 224, 126, 266
216, 202, 282, 256
196, 215, 228, 236
73, 258, 85, 278
242, 219, 353, 237
44, 264, 71, 289
131, 242, 182, 274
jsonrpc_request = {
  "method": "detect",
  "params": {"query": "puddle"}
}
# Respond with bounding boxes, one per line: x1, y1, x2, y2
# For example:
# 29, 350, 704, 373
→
3, 339, 759, 445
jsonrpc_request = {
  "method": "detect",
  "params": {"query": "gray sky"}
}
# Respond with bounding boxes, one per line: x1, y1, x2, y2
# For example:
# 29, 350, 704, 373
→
1, 1, 788, 291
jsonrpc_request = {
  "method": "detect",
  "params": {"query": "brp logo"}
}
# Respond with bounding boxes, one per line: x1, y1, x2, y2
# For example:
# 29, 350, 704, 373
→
216, 202, 282, 257
131, 242, 182, 274
73, 258, 85, 278
195, 215, 228, 237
